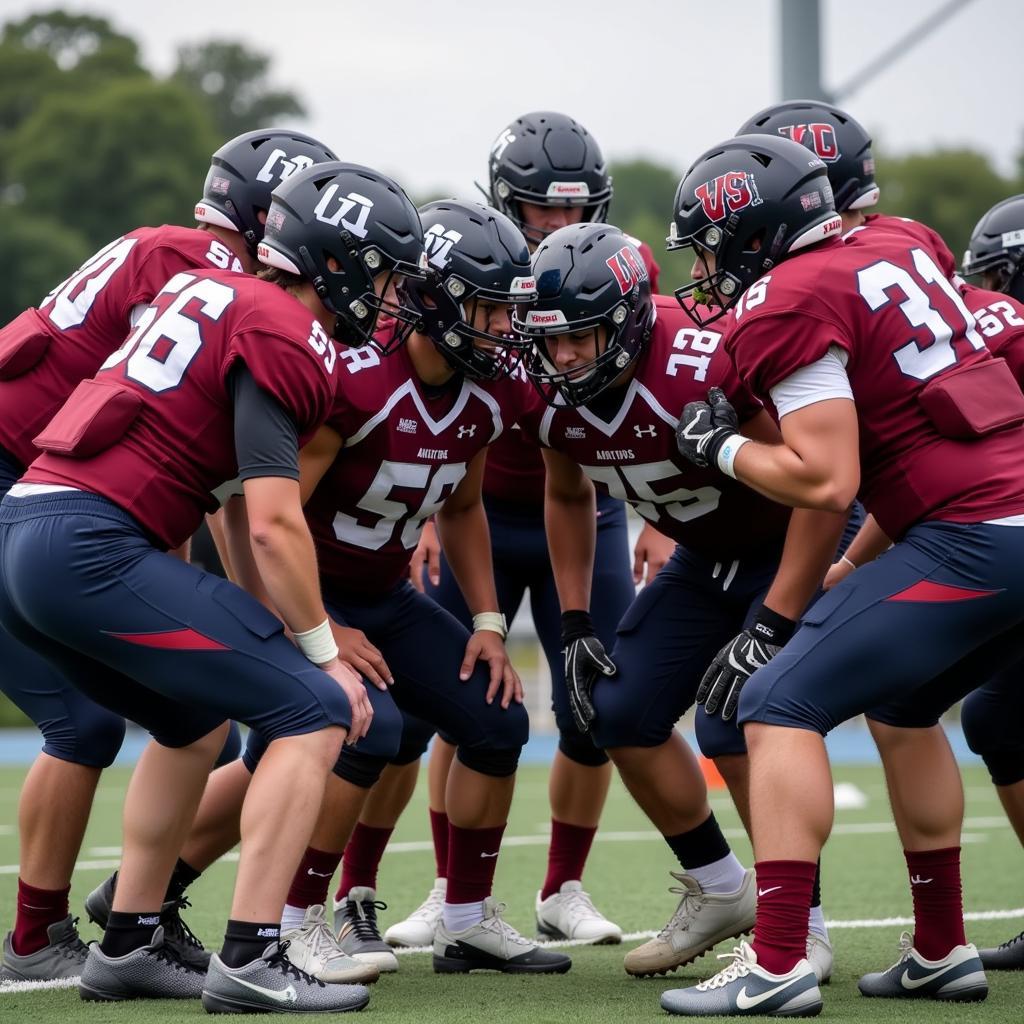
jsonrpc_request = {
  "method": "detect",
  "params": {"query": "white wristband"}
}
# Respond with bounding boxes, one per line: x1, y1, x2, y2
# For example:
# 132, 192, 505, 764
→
840, 554, 858, 570
715, 434, 750, 479
472, 612, 508, 639
293, 618, 339, 666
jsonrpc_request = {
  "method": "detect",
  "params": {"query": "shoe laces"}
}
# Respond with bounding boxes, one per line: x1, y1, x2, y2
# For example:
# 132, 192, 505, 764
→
303, 916, 346, 962
267, 940, 325, 988
343, 897, 387, 941
54, 917, 90, 961
162, 897, 206, 952
997, 930, 1024, 951
407, 886, 445, 923
696, 947, 754, 991
892, 931, 915, 964
554, 888, 603, 927
150, 940, 203, 975
659, 886, 704, 939
479, 903, 533, 958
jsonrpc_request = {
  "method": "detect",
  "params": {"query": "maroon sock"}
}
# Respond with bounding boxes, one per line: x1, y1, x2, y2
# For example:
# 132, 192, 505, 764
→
285, 847, 343, 910
541, 820, 597, 900
12, 879, 69, 956
337, 824, 393, 897
446, 823, 506, 905
905, 847, 966, 960
751, 860, 817, 975
429, 808, 449, 880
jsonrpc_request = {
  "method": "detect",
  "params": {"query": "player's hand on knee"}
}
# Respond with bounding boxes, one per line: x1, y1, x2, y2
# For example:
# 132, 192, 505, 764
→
633, 523, 676, 585
460, 630, 520, 709
561, 610, 617, 733
409, 520, 441, 593
332, 624, 393, 689
697, 606, 796, 720
323, 658, 374, 744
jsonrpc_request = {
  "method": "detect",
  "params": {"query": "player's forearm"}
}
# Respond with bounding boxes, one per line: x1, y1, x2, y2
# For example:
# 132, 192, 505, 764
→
762, 507, 849, 620
436, 500, 500, 616
844, 513, 892, 567
544, 486, 596, 612
732, 441, 859, 512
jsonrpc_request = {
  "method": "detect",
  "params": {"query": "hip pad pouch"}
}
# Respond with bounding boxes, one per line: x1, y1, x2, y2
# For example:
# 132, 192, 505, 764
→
34, 378, 143, 457
0, 310, 53, 379
919, 357, 1024, 439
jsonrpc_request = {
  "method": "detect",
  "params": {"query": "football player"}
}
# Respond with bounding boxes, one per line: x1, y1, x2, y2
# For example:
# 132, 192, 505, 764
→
0, 160, 427, 1013
0, 128, 335, 985
664, 134, 1024, 1016
374, 110, 667, 950
515, 221, 849, 983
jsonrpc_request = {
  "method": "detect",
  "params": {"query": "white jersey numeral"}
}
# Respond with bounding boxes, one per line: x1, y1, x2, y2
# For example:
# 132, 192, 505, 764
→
41, 236, 138, 330
582, 460, 720, 525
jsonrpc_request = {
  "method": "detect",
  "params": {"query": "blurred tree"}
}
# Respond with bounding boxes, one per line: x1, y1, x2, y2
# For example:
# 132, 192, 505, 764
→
173, 41, 304, 139
0, 10, 144, 76
7, 77, 220, 250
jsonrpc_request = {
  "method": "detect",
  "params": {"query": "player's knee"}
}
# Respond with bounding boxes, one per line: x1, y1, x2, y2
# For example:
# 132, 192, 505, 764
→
333, 748, 390, 789
456, 743, 521, 778
694, 707, 747, 759
557, 726, 610, 767
45, 708, 127, 769
961, 689, 997, 753
590, 694, 669, 749
391, 726, 433, 766
241, 729, 266, 773
213, 721, 242, 768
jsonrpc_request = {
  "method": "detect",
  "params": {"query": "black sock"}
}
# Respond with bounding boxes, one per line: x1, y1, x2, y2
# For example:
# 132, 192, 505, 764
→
664, 813, 730, 871
101, 910, 162, 957
220, 920, 280, 968
165, 858, 202, 904
811, 857, 822, 908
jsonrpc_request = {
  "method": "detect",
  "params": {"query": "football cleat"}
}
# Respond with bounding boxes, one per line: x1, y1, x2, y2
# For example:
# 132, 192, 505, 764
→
433, 897, 572, 974
0, 915, 89, 982
535, 881, 622, 944
85, 873, 211, 969
383, 878, 446, 948
623, 869, 755, 977
857, 932, 987, 1001
978, 930, 1024, 970
78, 925, 205, 1001
333, 888, 398, 973
660, 941, 822, 1017
282, 904, 379, 984
202, 941, 369, 1014
806, 932, 833, 984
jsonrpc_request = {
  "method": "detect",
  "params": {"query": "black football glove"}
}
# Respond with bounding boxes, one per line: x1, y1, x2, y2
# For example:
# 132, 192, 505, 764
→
676, 387, 740, 470
561, 610, 617, 733
697, 606, 797, 720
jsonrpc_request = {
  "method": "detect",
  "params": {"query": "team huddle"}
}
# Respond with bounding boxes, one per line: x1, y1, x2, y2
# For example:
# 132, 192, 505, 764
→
1, 98, 1023, 1017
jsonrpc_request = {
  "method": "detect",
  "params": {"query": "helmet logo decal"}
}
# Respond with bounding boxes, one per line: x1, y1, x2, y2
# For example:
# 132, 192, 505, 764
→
491, 129, 516, 161
546, 181, 590, 198
313, 186, 374, 238
524, 310, 568, 327
424, 224, 463, 269
1002, 230, 1024, 248
255, 149, 317, 183
606, 244, 649, 296
694, 172, 762, 223
777, 124, 839, 162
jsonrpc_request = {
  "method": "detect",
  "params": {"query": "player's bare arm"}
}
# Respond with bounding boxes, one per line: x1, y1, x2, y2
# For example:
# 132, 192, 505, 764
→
542, 446, 597, 613
823, 513, 893, 590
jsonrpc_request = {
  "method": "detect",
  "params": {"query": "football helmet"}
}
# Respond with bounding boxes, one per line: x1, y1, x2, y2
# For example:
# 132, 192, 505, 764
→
258, 161, 427, 349
486, 111, 612, 246
962, 195, 1024, 302
736, 100, 878, 213
514, 222, 654, 406
194, 128, 338, 257
667, 134, 843, 326
402, 200, 535, 380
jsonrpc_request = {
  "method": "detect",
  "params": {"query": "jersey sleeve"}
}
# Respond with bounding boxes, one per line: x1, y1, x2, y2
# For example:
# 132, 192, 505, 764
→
638, 240, 662, 293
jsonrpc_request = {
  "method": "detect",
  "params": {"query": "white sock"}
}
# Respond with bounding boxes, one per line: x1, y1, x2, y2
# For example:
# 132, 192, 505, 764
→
687, 852, 747, 895
807, 904, 829, 940
280, 903, 307, 933
443, 900, 485, 933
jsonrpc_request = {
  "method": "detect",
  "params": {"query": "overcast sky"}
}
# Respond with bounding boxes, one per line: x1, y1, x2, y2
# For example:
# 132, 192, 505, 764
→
4, 0, 1021, 198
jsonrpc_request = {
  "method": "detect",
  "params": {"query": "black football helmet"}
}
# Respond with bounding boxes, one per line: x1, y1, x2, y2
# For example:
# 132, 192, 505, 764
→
194, 128, 338, 257
401, 200, 535, 380
962, 195, 1024, 302
514, 222, 655, 406
257, 161, 427, 349
486, 111, 612, 246
667, 134, 844, 326
736, 100, 878, 213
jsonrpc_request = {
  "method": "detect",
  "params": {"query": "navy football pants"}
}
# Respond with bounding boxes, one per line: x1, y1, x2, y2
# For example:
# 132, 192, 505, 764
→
0, 491, 349, 749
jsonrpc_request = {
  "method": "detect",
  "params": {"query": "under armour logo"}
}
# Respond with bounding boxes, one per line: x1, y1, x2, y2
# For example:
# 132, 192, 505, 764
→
255, 149, 316, 184
634, 424, 657, 438
457, 424, 477, 438
910, 875, 933, 885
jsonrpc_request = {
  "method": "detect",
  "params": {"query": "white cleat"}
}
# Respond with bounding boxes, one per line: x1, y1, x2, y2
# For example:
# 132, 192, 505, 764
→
806, 932, 833, 984
535, 881, 622, 945
383, 878, 446, 948
282, 903, 379, 984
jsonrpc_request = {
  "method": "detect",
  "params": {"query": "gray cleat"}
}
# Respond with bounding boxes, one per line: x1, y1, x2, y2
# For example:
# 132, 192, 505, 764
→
857, 932, 987, 1001
333, 888, 398, 972
85, 873, 211, 969
0, 915, 90, 982
978, 929, 1024, 970
202, 941, 370, 1014
78, 925, 205, 1001
661, 941, 822, 1017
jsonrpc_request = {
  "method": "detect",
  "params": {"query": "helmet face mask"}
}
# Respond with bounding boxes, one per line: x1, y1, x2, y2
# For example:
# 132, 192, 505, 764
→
962, 195, 1024, 304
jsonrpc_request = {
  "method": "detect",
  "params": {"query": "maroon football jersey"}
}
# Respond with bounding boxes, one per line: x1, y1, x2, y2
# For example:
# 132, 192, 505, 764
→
482, 238, 662, 506
861, 213, 956, 279
960, 283, 1024, 384
726, 234, 1024, 540
305, 342, 535, 599
521, 295, 790, 558
0, 225, 244, 468
25, 270, 337, 549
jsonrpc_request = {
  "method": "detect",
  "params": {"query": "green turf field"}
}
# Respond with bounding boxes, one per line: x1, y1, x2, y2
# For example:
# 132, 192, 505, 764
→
1, 760, 1022, 1021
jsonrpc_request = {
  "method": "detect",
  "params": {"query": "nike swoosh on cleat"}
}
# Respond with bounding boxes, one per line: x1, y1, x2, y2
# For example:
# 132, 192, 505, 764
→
758, 886, 782, 897
901, 961, 963, 990
736, 981, 799, 1009
229, 977, 298, 1003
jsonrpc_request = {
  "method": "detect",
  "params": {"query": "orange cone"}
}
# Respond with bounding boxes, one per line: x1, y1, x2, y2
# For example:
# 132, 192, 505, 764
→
699, 755, 726, 789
